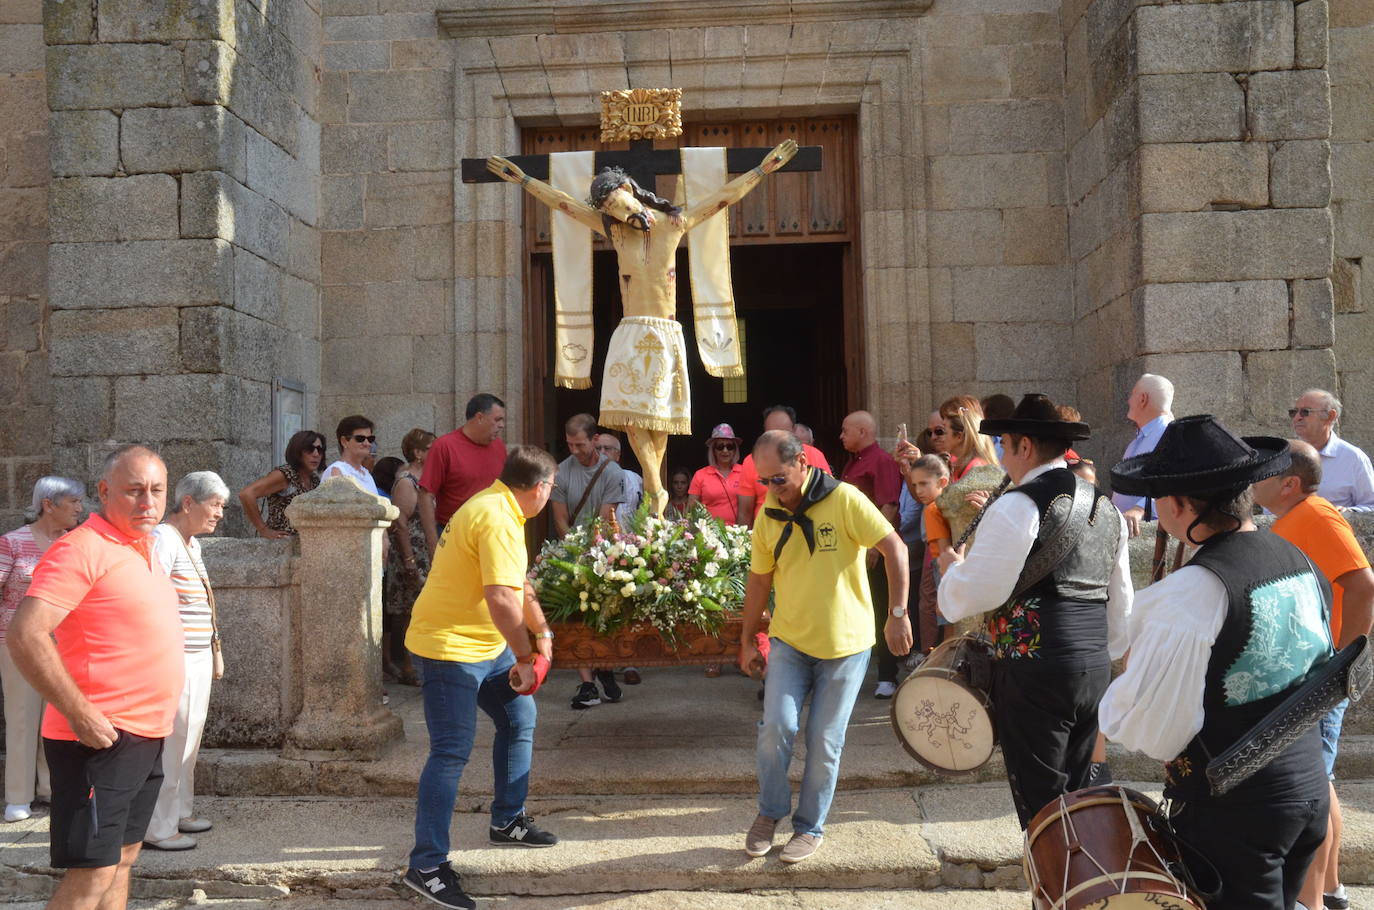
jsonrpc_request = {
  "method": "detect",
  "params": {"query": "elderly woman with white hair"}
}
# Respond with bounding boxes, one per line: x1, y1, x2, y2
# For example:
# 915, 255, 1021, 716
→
0, 476, 85, 822
143, 471, 229, 851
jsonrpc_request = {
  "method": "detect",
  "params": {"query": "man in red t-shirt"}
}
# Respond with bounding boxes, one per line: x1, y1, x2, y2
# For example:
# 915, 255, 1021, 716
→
738, 405, 831, 527
839, 410, 903, 698
1253, 440, 1374, 910
420, 393, 509, 555
9, 444, 183, 908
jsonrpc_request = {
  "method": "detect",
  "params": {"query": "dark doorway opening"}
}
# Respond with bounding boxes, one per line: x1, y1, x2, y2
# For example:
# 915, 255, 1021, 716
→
534, 242, 851, 479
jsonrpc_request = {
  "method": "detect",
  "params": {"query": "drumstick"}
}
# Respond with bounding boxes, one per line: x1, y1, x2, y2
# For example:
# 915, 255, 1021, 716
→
953, 474, 1012, 551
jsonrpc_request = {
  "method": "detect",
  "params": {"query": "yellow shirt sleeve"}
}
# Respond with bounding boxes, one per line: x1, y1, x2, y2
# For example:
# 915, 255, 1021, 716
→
478, 512, 528, 589
750, 517, 777, 575
843, 486, 893, 549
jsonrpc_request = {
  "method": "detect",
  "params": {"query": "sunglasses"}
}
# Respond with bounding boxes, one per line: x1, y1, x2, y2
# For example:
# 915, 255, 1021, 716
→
713, 443, 737, 451
307, 444, 325, 452
348, 434, 377, 444
1288, 408, 1329, 419
763, 473, 790, 486
929, 427, 947, 437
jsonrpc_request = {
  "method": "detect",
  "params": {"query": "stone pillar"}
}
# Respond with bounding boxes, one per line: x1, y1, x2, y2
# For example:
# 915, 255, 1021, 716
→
283, 477, 401, 760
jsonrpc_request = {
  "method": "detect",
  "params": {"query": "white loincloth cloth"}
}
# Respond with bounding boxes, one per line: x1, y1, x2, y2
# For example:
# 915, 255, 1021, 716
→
599, 315, 691, 435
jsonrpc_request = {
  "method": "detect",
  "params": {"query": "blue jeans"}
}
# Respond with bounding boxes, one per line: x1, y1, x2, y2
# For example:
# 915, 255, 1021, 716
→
409, 650, 536, 870
756, 638, 869, 837
1320, 698, 1348, 780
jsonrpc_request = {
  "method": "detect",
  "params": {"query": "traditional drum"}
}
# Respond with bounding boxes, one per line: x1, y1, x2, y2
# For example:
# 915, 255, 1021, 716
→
890, 635, 996, 774
1024, 786, 1205, 910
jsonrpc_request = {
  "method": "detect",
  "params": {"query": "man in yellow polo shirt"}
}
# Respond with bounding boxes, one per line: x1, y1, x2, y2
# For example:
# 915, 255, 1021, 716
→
403, 445, 559, 910
737, 430, 911, 865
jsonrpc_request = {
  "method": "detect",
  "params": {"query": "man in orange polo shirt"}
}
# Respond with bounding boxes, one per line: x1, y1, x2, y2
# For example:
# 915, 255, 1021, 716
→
1253, 439, 1374, 910
8, 444, 183, 910
738, 405, 831, 528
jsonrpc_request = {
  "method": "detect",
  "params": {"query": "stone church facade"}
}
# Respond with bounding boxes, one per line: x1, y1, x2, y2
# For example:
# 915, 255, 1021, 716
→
1, 0, 1372, 533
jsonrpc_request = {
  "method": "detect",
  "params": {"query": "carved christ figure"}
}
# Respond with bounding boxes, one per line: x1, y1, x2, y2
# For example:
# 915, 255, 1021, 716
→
486, 139, 799, 515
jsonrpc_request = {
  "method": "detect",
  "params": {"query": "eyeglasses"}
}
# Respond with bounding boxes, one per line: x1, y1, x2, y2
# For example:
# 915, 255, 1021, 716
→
349, 434, 377, 444
594, 445, 618, 453
307, 444, 325, 452
1288, 408, 1330, 419
929, 427, 947, 437
763, 473, 790, 486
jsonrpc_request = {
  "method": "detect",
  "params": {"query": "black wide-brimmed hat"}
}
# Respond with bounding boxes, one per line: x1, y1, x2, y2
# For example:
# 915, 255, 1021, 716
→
1110, 415, 1290, 498
979, 393, 1090, 441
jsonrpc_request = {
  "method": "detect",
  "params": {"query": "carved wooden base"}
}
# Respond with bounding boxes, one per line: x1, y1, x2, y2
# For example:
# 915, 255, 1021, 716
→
551, 613, 769, 669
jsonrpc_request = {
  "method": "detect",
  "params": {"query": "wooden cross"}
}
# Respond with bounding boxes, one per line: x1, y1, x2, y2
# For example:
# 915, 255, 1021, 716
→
460, 88, 822, 189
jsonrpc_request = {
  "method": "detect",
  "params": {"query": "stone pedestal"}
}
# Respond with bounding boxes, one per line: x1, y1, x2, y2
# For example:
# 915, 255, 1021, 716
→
283, 477, 402, 760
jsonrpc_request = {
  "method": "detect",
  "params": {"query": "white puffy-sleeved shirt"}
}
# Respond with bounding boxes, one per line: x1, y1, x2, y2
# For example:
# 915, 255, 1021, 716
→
1098, 565, 1228, 761
937, 459, 1134, 660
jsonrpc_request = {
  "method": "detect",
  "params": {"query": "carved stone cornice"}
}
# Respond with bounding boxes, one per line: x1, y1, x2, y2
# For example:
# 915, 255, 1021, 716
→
437, 0, 932, 39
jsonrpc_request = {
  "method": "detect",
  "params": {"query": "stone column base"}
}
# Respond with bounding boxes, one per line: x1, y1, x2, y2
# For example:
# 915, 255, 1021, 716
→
283, 707, 404, 761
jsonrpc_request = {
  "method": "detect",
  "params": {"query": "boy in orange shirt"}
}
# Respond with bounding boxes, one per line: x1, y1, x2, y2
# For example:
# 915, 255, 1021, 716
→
904, 454, 952, 652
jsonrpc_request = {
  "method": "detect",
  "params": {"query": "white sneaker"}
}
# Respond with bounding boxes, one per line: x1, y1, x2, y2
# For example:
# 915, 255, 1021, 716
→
4, 804, 30, 822
874, 681, 897, 699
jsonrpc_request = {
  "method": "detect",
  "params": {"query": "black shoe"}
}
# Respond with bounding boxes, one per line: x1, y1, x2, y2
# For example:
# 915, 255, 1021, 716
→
1087, 761, 1114, 787
1325, 887, 1350, 910
571, 681, 601, 709
403, 863, 475, 909
595, 669, 623, 702
490, 813, 559, 847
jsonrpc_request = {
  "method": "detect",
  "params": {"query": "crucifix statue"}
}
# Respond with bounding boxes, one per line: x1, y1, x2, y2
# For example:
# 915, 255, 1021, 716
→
461, 89, 822, 516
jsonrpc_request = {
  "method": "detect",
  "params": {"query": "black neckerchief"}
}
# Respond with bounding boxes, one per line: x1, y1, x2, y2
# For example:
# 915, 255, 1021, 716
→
763, 467, 841, 560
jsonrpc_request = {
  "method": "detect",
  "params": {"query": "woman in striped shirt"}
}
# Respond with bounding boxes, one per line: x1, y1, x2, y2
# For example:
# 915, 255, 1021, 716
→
0, 476, 85, 822
145, 472, 229, 851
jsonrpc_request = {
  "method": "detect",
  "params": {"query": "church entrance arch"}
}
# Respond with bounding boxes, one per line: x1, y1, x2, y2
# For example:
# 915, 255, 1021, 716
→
520, 117, 862, 477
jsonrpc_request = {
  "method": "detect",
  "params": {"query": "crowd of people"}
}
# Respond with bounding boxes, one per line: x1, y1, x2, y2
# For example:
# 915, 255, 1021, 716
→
4, 381, 1374, 909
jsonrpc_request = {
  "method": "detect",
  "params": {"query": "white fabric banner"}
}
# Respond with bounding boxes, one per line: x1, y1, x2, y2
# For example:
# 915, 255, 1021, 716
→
681, 147, 744, 379
549, 151, 596, 389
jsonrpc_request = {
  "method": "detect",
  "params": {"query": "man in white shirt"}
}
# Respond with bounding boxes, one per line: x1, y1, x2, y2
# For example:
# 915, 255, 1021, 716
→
1100, 416, 1332, 910
939, 394, 1132, 828
1111, 373, 1173, 537
1291, 388, 1374, 512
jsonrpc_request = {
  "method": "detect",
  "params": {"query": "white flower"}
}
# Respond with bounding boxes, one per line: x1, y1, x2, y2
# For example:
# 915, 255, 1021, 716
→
633, 556, 647, 567
624, 544, 640, 558
579, 591, 589, 601
703, 562, 719, 578
620, 583, 636, 597
684, 590, 695, 601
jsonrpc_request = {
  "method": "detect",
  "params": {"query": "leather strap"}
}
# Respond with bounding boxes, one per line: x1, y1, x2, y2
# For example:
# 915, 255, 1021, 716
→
569, 459, 611, 526
1010, 476, 1096, 601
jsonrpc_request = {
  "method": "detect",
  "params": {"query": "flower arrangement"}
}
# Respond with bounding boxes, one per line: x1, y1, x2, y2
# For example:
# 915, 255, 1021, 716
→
530, 502, 753, 642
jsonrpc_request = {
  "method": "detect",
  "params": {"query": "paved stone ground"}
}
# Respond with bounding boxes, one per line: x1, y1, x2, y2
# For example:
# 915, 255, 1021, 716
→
3, 667, 1373, 904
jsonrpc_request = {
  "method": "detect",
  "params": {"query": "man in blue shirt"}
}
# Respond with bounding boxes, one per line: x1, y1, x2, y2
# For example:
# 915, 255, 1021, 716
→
1111, 373, 1173, 537
1292, 388, 1374, 513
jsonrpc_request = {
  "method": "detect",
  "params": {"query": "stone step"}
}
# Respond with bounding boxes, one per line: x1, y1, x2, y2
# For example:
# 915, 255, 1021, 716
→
5, 780, 1374, 901
190, 670, 1374, 798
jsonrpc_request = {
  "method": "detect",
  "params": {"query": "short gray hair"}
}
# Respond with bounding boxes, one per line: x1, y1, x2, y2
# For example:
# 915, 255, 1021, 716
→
26, 476, 86, 523
102, 443, 162, 480
1137, 373, 1174, 412
1300, 388, 1342, 423
755, 429, 803, 464
170, 471, 231, 513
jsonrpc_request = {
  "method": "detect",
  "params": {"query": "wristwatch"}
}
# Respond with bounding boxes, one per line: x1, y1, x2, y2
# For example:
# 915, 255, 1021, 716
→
889, 606, 907, 618
535, 630, 555, 640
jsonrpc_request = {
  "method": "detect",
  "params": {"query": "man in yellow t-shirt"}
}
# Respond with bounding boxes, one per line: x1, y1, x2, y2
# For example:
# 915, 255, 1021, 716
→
737, 430, 911, 865
403, 445, 559, 910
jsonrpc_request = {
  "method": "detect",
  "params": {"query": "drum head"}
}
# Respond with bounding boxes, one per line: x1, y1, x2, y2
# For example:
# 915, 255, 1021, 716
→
1091, 894, 1201, 910
891, 673, 995, 773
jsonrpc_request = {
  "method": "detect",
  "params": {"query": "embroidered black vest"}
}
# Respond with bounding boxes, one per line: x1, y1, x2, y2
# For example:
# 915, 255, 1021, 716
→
985, 468, 1120, 662
1164, 530, 1333, 803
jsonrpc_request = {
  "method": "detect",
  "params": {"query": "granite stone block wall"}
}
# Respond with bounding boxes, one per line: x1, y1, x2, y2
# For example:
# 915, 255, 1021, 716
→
41, 0, 324, 535
1064, 0, 1339, 466
0, 2, 51, 531
318, 0, 457, 451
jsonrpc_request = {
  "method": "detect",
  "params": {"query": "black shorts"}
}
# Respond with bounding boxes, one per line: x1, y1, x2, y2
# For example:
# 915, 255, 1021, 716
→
44, 731, 164, 868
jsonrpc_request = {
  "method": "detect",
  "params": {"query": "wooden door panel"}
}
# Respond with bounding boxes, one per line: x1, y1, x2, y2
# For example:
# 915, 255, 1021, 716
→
807, 119, 848, 236
771, 121, 805, 236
